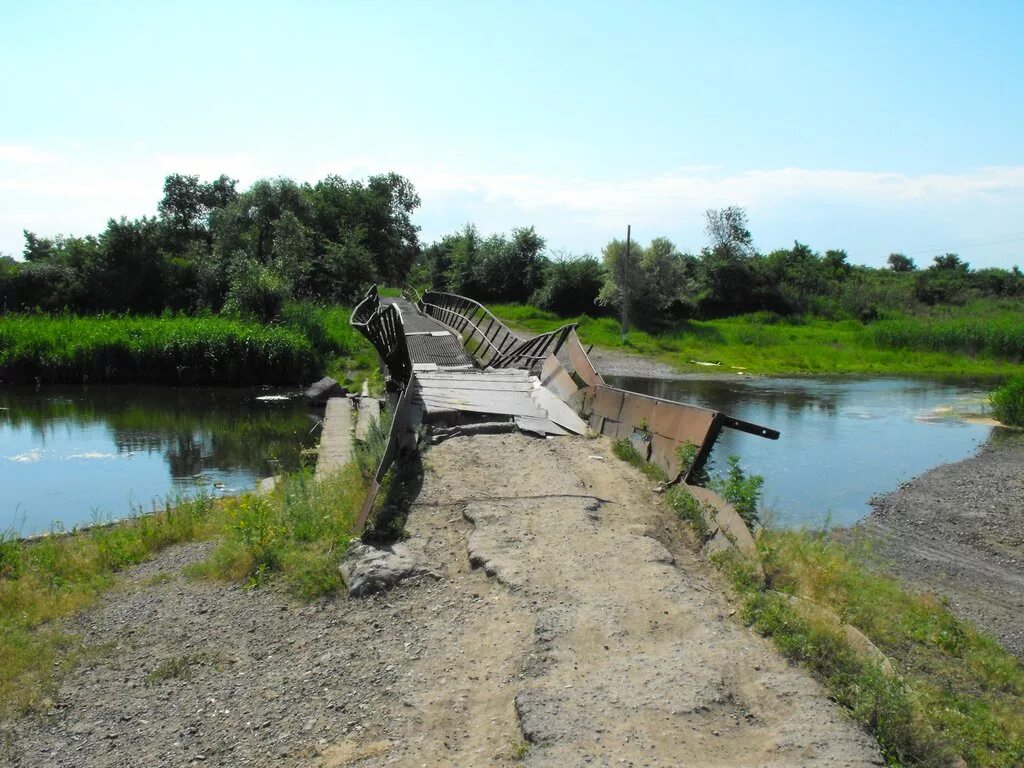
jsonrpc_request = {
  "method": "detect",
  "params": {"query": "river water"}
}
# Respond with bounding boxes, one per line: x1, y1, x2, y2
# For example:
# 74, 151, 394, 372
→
2, 377, 996, 535
605, 375, 995, 528
1, 386, 317, 536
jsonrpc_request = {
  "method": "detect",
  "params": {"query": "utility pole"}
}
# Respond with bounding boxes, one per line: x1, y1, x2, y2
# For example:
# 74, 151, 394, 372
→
621, 224, 631, 343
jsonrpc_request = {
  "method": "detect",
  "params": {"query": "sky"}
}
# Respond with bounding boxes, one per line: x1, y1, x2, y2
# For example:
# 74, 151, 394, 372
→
1, 0, 1023, 268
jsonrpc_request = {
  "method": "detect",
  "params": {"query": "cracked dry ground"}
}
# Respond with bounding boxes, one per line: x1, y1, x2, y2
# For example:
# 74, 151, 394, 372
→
5, 433, 883, 767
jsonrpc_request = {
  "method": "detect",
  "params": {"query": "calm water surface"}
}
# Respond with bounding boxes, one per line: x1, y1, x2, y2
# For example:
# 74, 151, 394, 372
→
1, 386, 317, 536
606, 375, 995, 528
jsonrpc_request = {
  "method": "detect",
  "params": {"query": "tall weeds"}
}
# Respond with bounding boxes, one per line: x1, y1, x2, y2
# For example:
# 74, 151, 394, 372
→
0, 313, 317, 385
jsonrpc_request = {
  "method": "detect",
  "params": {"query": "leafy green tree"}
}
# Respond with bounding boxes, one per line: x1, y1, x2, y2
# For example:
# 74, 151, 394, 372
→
532, 254, 606, 316
222, 256, 289, 321
696, 207, 759, 316
887, 253, 916, 272
915, 253, 972, 305
309, 173, 421, 284
93, 217, 166, 312
473, 227, 548, 302
315, 235, 379, 303
599, 236, 693, 326
445, 224, 482, 296
704, 206, 755, 259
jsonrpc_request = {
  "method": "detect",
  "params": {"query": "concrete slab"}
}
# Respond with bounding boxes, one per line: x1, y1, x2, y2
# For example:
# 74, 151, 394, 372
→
315, 397, 354, 480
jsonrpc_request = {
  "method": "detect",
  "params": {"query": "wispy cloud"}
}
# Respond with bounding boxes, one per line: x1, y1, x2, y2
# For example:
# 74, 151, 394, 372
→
402, 164, 1024, 216
0, 144, 56, 165
2, 141, 1023, 264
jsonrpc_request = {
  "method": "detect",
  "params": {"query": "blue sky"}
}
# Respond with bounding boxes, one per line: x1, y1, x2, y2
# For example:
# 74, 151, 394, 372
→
2, 1, 1022, 267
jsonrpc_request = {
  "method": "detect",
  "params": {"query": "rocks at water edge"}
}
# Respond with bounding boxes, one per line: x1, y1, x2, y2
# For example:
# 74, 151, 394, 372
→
305, 376, 347, 405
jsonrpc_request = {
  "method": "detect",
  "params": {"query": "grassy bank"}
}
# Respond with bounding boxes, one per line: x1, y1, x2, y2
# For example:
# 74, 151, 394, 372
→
0, 459, 374, 716
717, 532, 1024, 767
491, 304, 1024, 378
0, 313, 317, 385
605, 444, 1024, 766
0, 303, 380, 388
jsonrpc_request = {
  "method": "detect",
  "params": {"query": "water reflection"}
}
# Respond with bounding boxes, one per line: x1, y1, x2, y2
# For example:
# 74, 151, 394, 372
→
606, 375, 995, 528
0, 386, 317, 535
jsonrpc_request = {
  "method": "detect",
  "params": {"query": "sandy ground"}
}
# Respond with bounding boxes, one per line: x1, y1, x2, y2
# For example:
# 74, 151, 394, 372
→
863, 429, 1024, 659
5, 432, 882, 767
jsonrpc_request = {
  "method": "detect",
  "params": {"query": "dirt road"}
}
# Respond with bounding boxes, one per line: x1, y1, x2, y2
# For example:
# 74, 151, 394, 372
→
6, 433, 882, 767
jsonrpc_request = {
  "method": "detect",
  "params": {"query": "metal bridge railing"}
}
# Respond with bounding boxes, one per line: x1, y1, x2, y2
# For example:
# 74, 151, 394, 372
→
417, 290, 575, 371
351, 285, 412, 387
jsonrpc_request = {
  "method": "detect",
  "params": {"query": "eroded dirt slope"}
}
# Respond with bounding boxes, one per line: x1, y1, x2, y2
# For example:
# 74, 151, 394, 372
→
5, 433, 882, 767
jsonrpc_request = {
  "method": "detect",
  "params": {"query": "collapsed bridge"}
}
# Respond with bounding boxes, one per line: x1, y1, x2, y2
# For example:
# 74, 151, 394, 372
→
348, 286, 779, 553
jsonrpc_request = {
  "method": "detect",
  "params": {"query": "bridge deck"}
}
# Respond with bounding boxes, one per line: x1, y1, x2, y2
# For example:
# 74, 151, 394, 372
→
382, 297, 474, 369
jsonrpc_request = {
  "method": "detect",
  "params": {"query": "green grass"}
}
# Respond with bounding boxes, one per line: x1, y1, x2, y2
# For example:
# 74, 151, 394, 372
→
718, 531, 1024, 767
187, 466, 366, 598
0, 495, 219, 715
990, 375, 1024, 426
278, 302, 381, 391
0, 437, 379, 716
489, 303, 1024, 378
0, 313, 318, 385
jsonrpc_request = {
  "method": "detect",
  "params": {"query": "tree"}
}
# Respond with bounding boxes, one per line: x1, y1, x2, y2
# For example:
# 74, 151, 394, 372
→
887, 253, 916, 272
704, 206, 755, 259
598, 236, 693, 326
931, 253, 969, 272
158, 173, 238, 251
23, 231, 54, 262
531, 254, 605, 316
473, 227, 547, 302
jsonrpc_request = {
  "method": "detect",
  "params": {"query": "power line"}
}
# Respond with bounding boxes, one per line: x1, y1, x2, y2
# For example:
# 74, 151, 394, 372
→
902, 233, 1024, 257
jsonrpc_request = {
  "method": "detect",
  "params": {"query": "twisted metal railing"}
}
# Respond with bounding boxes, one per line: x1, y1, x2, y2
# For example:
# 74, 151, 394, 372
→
351, 286, 412, 387
417, 290, 575, 371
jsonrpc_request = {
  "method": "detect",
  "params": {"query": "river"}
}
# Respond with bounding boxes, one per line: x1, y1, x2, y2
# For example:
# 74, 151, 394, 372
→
605, 375, 995, 528
1, 386, 317, 536
2, 377, 996, 535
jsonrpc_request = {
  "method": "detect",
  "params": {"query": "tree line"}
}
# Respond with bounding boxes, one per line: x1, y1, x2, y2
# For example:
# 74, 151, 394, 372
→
1, 173, 418, 318
413, 206, 1024, 326
2, 174, 1022, 326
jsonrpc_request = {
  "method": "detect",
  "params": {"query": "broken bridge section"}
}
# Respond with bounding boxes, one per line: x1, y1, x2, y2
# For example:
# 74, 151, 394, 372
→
347, 285, 779, 542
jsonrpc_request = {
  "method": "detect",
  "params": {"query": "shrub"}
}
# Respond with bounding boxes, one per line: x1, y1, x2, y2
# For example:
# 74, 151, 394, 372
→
531, 255, 605, 316
710, 455, 764, 527
991, 376, 1024, 427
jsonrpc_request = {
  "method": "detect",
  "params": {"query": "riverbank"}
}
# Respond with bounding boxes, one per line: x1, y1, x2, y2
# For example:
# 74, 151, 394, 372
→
862, 429, 1024, 659
492, 303, 1024, 379
0, 304, 379, 389
2, 433, 883, 767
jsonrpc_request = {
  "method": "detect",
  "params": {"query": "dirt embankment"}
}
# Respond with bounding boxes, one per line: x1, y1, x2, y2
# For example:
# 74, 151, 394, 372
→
864, 430, 1024, 659
5, 433, 882, 767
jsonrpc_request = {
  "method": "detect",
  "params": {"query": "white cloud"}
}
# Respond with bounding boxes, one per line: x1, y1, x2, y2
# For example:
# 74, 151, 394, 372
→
0, 144, 56, 165
2, 140, 1023, 265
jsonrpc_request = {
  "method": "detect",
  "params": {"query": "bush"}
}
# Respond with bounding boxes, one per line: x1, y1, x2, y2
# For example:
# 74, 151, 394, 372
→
710, 455, 764, 527
531, 255, 605, 316
222, 257, 290, 321
991, 376, 1024, 426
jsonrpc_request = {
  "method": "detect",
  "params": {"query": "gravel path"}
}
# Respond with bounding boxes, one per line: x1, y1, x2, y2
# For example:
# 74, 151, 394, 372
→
863, 429, 1024, 658
5, 433, 882, 767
